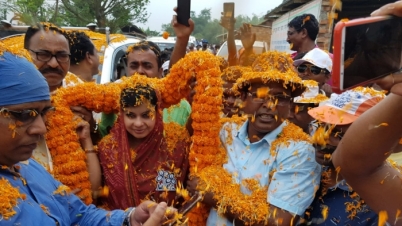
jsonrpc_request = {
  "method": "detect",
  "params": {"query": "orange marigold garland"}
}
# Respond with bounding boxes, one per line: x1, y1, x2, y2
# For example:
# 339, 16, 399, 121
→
46, 51, 221, 210
0, 177, 25, 220
46, 77, 161, 205
196, 122, 310, 224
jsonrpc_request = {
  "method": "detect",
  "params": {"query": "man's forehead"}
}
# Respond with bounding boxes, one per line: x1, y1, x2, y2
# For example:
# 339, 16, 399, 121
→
127, 50, 158, 63
29, 30, 69, 49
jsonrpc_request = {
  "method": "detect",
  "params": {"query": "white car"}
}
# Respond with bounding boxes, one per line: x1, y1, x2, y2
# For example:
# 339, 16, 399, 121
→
216, 39, 268, 60
99, 38, 142, 84
146, 36, 176, 51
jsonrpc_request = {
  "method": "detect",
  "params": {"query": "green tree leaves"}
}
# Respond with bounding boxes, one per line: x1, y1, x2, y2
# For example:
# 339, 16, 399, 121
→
160, 8, 265, 44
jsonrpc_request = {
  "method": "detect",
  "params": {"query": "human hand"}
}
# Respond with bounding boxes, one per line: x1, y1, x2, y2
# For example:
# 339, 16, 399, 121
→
321, 83, 333, 97
172, 7, 195, 39
71, 105, 95, 124
371, 1, 402, 17
374, 71, 402, 91
239, 23, 256, 51
186, 176, 200, 196
130, 201, 177, 226
74, 118, 91, 140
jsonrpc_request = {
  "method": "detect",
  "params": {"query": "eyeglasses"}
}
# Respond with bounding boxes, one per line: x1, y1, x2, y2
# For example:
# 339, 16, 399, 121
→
291, 104, 307, 113
248, 92, 292, 106
28, 49, 71, 63
0, 107, 56, 124
297, 64, 329, 75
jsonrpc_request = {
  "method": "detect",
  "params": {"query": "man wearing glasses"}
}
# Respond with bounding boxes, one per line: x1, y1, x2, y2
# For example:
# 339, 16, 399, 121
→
187, 52, 321, 225
24, 23, 71, 93
299, 87, 385, 225
23, 23, 98, 188
293, 48, 332, 96
0, 49, 175, 226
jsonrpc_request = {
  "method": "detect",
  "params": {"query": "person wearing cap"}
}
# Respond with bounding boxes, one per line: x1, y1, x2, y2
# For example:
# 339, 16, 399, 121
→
187, 51, 321, 225
86, 23, 97, 32
321, 4, 402, 223
293, 48, 333, 97
301, 87, 386, 225
0, 48, 175, 226
289, 80, 328, 134
161, 60, 170, 77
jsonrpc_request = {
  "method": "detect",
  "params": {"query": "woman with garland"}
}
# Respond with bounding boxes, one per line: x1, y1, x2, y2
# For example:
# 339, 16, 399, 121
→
0, 49, 175, 226
187, 52, 321, 225
97, 84, 190, 210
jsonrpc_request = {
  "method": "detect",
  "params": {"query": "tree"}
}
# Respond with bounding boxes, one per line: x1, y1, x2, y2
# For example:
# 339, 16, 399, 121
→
1, 0, 50, 24
142, 27, 160, 37
60, 0, 150, 32
161, 23, 174, 34
160, 8, 265, 45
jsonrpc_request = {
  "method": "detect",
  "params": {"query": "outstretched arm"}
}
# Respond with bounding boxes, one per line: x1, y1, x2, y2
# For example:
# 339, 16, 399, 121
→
332, 3, 402, 221
169, 7, 195, 69
332, 84, 402, 221
220, 15, 237, 66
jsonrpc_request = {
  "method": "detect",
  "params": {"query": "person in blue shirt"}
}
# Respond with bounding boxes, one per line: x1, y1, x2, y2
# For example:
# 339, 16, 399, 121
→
0, 49, 173, 225
301, 87, 386, 225
187, 51, 321, 225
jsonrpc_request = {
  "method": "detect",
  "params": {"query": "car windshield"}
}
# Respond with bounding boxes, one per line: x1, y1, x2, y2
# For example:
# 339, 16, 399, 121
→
155, 42, 175, 51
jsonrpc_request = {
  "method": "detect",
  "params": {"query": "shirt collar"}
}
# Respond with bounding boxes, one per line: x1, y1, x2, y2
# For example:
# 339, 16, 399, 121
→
237, 120, 288, 146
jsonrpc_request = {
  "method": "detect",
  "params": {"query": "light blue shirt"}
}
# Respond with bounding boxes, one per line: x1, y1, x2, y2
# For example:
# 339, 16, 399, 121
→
0, 159, 127, 226
207, 120, 321, 226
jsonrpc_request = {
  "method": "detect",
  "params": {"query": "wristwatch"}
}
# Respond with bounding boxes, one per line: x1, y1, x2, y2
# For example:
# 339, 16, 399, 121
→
122, 207, 136, 226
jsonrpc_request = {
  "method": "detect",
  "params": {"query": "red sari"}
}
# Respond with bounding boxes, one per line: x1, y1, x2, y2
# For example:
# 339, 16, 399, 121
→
98, 110, 189, 210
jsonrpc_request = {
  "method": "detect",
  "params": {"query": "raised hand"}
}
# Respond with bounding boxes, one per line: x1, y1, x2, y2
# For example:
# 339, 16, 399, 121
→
239, 23, 256, 51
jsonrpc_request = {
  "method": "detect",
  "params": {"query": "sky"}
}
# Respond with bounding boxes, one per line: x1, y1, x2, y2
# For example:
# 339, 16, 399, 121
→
138, 0, 283, 32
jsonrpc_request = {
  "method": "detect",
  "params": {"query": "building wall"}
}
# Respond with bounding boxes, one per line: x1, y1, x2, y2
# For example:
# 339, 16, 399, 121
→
251, 25, 272, 49
316, 0, 333, 51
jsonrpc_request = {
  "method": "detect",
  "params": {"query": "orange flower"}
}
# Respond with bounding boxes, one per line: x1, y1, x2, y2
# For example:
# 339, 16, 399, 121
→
162, 31, 170, 39
0, 178, 25, 220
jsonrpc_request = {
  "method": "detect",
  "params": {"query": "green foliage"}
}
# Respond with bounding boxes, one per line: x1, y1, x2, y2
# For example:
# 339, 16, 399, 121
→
0, 0, 150, 32
1, 0, 49, 24
160, 8, 265, 45
142, 27, 160, 37
59, 0, 150, 32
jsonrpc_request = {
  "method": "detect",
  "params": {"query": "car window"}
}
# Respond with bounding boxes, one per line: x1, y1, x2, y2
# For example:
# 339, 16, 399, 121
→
108, 44, 131, 82
156, 42, 175, 51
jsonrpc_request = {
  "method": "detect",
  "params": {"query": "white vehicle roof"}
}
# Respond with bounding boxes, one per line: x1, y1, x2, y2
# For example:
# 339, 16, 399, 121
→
216, 40, 267, 60
147, 36, 176, 43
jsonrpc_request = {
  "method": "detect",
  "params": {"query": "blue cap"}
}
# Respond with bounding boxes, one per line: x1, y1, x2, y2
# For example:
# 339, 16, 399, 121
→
0, 52, 50, 106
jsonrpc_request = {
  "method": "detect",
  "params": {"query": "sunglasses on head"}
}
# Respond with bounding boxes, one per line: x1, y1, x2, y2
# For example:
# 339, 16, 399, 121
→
297, 64, 329, 75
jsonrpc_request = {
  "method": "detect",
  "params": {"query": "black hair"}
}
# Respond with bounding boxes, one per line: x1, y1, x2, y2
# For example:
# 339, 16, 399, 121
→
68, 31, 96, 65
126, 40, 162, 68
120, 85, 158, 108
288, 14, 319, 41
24, 23, 70, 49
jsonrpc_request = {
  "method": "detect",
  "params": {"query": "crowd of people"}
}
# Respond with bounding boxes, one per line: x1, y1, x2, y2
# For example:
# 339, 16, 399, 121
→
1, 2, 402, 226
